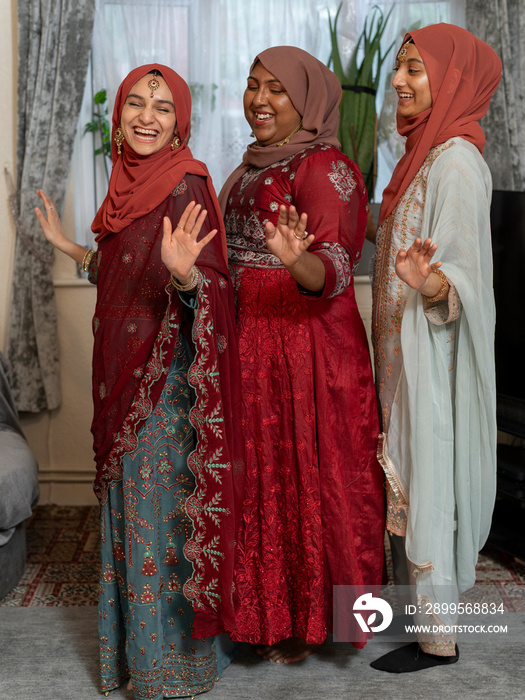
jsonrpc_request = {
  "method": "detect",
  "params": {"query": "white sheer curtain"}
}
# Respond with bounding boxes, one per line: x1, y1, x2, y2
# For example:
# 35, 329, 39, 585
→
73, 0, 347, 247
72, 0, 466, 248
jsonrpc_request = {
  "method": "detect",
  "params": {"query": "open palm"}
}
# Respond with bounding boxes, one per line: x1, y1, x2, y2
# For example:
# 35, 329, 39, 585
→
161, 201, 217, 284
395, 237, 441, 290
35, 189, 67, 248
265, 205, 314, 267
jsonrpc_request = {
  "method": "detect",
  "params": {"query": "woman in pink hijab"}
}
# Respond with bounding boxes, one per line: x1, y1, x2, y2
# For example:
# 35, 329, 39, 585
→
219, 46, 385, 663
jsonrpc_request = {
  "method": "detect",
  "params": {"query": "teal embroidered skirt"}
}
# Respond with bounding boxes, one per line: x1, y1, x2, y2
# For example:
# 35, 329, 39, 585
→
98, 338, 233, 699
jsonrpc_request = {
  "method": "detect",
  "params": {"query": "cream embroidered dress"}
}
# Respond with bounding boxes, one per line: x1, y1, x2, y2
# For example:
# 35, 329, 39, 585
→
372, 138, 497, 654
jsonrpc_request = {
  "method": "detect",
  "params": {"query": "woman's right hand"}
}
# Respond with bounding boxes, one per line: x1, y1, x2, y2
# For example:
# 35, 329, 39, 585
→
34, 190, 68, 249
34, 190, 89, 264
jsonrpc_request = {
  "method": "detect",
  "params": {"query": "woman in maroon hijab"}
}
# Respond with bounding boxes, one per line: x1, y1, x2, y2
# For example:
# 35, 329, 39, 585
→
219, 46, 385, 663
35, 64, 243, 699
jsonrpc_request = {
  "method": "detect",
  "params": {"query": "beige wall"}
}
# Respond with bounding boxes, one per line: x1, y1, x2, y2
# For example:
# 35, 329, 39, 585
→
0, 0, 373, 505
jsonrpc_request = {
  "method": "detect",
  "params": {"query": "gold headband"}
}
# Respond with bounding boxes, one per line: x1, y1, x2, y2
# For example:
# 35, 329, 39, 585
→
147, 71, 161, 97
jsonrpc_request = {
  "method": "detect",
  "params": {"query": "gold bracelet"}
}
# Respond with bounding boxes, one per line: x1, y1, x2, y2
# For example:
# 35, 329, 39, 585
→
81, 249, 95, 272
170, 265, 201, 292
421, 268, 449, 302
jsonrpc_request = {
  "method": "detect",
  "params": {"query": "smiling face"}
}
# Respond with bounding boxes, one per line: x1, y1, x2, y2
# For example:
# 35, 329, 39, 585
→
120, 73, 176, 156
243, 62, 302, 147
392, 42, 433, 118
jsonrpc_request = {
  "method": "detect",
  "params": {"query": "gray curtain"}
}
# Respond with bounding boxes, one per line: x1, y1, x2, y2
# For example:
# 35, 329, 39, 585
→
7, 0, 95, 412
466, 0, 525, 191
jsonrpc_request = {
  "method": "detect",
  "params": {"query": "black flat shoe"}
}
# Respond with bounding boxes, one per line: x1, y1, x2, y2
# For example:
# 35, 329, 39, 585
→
370, 642, 459, 673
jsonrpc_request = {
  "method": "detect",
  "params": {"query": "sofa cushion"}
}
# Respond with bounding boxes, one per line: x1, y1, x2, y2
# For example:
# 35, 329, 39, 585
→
0, 428, 39, 532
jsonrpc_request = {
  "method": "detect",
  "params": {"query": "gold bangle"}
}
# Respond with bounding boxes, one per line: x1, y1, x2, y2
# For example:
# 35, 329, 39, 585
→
170, 265, 201, 292
421, 268, 449, 302
81, 249, 95, 272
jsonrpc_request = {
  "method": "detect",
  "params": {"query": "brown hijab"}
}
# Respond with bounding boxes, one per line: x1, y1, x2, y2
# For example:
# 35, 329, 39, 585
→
378, 24, 502, 227
219, 46, 342, 210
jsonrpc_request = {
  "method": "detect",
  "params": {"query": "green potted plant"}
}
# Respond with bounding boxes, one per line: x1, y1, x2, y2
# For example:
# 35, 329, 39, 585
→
84, 89, 112, 185
329, 3, 393, 201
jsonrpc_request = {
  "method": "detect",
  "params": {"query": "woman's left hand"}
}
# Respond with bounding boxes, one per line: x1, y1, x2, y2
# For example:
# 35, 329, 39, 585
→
265, 205, 314, 268
395, 237, 442, 291
161, 201, 217, 285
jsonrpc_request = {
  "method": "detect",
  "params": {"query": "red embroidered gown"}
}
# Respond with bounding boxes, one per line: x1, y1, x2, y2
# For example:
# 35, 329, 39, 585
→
224, 144, 385, 646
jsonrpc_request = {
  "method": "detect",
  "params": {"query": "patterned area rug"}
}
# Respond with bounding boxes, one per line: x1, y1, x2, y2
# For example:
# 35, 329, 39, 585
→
0, 505, 524, 609
0, 505, 100, 607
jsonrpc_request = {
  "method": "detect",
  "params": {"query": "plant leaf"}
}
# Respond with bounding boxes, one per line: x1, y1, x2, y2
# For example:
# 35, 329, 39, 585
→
327, 3, 392, 200
94, 89, 107, 105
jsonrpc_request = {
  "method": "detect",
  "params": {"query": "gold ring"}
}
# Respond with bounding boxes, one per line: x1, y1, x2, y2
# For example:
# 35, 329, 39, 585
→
293, 230, 308, 241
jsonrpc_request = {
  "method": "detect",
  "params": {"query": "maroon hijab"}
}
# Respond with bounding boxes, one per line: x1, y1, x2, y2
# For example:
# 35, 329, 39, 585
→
92, 63, 228, 263
378, 24, 502, 227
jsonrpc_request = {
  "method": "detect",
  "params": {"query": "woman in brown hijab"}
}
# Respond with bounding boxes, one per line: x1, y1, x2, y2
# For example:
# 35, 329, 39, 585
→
218, 46, 385, 663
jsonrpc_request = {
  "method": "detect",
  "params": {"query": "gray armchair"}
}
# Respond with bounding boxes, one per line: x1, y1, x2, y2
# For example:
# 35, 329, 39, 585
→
0, 352, 39, 600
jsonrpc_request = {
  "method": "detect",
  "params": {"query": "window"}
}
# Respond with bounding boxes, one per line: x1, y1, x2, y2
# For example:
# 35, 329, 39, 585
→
72, 0, 465, 248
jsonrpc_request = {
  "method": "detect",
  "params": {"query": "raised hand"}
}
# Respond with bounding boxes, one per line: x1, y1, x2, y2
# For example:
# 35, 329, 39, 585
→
265, 205, 314, 268
35, 190, 67, 249
395, 237, 442, 291
161, 201, 217, 285
34, 189, 87, 263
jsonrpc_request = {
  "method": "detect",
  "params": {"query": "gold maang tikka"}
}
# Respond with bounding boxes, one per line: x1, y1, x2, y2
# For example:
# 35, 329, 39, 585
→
147, 71, 161, 97
397, 40, 411, 63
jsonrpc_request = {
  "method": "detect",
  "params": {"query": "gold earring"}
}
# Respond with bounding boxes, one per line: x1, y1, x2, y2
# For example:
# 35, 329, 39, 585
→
114, 126, 125, 155
171, 134, 181, 150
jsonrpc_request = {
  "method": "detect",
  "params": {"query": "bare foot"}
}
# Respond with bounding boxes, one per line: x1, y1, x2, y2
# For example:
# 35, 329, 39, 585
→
260, 637, 322, 664
254, 644, 271, 657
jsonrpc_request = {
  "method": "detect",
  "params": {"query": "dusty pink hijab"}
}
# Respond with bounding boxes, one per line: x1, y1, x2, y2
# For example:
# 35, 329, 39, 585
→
378, 24, 502, 227
219, 46, 342, 210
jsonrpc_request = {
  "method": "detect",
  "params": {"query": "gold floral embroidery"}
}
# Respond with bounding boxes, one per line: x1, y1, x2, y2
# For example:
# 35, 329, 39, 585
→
372, 141, 455, 434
